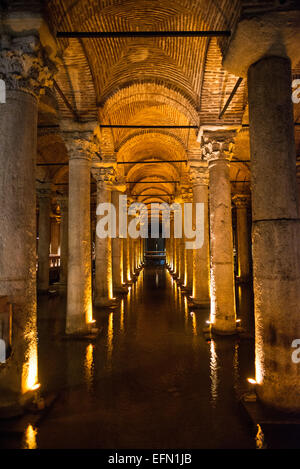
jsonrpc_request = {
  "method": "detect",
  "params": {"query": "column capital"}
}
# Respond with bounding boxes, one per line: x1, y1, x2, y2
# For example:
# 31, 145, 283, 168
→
202, 130, 236, 164
0, 34, 57, 98
178, 186, 193, 203
56, 194, 68, 211
232, 193, 250, 209
223, 7, 300, 77
189, 162, 209, 186
60, 120, 99, 161
36, 182, 53, 199
91, 165, 116, 188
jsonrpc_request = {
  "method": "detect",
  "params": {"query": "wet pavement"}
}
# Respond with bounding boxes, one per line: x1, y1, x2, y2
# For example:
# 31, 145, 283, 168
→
1, 266, 260, 448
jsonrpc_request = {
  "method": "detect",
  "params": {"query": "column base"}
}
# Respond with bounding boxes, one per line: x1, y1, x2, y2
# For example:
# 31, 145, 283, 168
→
37, 287, 50, 294
0, 388, 40, 419
189, 298, 210, 309
63, 326, 100, 341
53, 282, 67, 293
236, 275, 250, 284
114, 285, 129, 294
211, 325, 238, 336
94, 297, 119, 308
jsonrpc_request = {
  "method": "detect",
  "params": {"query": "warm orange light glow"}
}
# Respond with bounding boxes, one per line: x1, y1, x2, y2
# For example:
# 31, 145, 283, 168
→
191, 312, 197, 335
107, 312, 114, 368
247, 378, 257, 385
210, 340, 218, 406
22, 332, 39, 394
86, 298, 93, 325
85, 343, 94, 391
209, 270, 216, 325
120, 299, 124, 332
31, 383, 41, 391
23, 424, 37, 450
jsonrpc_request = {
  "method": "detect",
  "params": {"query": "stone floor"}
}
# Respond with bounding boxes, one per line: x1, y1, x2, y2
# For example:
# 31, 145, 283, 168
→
1, 266, 299, 449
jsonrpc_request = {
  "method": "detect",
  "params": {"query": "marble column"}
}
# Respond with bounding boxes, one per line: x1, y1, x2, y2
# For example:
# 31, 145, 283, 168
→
248, 56, 300, 411
0, 35, 55, 411
190, 164, 210, 306
50, 216, 60, 255
111, 189, 125, 292
123, 237, 130, 283
92, 167, 116, 306
37, 186, 52, 292
169, 217, 175, 272
181, 188, 193, 290
57, 195, 68, 291
202, 133, 236, 333
178, 199, 186, 285
232, 194, 251, 282
62, 122, 98, 334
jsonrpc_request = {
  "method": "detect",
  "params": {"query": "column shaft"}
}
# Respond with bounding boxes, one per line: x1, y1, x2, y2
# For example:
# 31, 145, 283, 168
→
37, 190, 51, 292
248, 56, 300, 410
0, 90, 39, 404
111, 190, 123, 292
204, 137, 236, 333
67, 157, 92, 333
58, 196, 68, 290
191, 171, 210, 307
95, 182, 114, 305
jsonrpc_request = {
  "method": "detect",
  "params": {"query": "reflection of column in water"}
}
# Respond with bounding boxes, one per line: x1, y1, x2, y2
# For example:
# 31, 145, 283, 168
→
107, 312, 114, 369
210, 339, 218, 407
191, 312, 197, 336
174, 282, 178, 305
120, 299, 124, 333
178, 286, 183, 312
184, 296, 189, 331
22, 424, 37, 449
255, 424, 266, 449
84, 343, 94, 392
127, 285, 132, 315
155, 272, 159, 287
233, 342, 240, 396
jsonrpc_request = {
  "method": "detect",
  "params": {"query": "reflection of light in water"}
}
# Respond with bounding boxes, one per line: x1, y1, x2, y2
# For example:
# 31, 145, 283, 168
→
22, 332, 39, 393
178, 287, 182, 310
184, 296, 189, 330
256, 424, 265, 449
233, 343, 240, 395
120, 299, 124, 332
107, 312, 113, 368
84, 343, 94, 391
210, 340, 218, 406
209, 270, 216, 325
23, 424, 37, 449
155, 272, 159, 287
191, 312, 197, 335
255, 329, 264, 385
127, 286, 132, 312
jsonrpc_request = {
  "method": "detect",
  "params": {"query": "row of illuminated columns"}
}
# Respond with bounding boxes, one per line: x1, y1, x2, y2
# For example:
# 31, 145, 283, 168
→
0, 32, 299, 413
36, 185, 145, 300
165, 155, 251, 336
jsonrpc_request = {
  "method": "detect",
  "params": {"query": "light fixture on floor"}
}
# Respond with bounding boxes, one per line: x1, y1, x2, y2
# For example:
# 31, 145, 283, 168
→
247, 378, 257, 385
31, 383, 41, 391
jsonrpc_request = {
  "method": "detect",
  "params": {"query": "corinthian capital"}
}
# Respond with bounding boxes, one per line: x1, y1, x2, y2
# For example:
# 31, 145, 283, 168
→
189, 162, 209, 186
60, 120, 99, 161
0, 35, 56, 97
202, 130, 236, 163
91, 166, 116, 188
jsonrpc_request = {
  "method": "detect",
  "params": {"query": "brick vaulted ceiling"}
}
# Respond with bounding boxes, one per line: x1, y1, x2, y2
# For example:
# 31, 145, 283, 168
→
38, 0, 299, 202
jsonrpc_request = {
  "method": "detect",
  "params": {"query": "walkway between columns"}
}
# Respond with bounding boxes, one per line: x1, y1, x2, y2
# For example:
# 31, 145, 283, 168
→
1, 267, 257, 449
